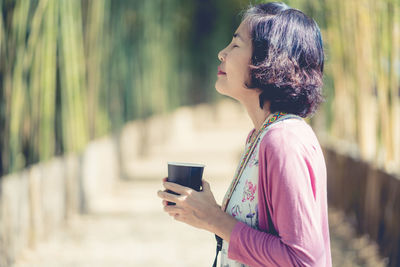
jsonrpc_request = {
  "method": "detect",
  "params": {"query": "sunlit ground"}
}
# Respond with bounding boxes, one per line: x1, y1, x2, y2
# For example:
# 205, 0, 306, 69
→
13, 102, 388, 267
13, 179, 387, 267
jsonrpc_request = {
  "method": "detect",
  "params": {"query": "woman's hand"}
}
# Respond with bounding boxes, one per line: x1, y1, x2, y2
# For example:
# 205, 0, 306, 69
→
157, 178, 222, 231
157, 178, 238, 242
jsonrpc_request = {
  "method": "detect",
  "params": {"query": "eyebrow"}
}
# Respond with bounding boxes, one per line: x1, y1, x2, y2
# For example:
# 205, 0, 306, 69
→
233, 33, 244, 41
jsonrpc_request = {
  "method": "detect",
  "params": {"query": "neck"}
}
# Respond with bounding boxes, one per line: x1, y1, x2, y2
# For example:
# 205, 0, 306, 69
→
241, 98, 271, 130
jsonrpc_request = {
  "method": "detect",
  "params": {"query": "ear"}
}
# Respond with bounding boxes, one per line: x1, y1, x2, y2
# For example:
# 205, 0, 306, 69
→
255, 88, 263, 94
262, 100, 271, 112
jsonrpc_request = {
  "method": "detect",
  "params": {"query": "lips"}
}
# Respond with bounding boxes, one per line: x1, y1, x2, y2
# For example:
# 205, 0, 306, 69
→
217, 66, 226, 75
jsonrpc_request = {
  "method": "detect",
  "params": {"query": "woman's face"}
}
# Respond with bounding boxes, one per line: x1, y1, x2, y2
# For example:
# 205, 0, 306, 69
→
215, 20, 255, 101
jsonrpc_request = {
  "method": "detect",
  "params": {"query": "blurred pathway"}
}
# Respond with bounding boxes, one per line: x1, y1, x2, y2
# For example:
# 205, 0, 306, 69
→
14, 179, 218, 267
13, 102, 388, 266
14, 178, 387, 267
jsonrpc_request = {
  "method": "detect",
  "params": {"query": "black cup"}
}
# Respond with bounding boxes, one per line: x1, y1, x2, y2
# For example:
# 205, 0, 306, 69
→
166, 162, 205, 205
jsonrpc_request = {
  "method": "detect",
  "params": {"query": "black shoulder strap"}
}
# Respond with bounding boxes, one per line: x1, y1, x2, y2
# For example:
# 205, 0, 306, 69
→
212, 234, 223, 267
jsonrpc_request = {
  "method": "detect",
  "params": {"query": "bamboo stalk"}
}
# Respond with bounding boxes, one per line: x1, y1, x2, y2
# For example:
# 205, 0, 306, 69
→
85, 0, 105, 139
38, 0, 57, 160
8, 0, 31, 172
390, 0, 400, 171
374, 0, 391, 166
59, 0, 88, 153
327, 0, 357, 142
353, 0, 376, 160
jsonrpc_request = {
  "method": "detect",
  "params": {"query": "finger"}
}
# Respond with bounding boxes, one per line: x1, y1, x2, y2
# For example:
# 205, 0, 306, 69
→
163, 177, 168, 182
157, 190, 179, 203
162, 200, 168, 206
165, 211, 178, 217
202, 180, 211, 191
163, 205, 182, 213
163, 181, 191, 195
164, 206, 183, 218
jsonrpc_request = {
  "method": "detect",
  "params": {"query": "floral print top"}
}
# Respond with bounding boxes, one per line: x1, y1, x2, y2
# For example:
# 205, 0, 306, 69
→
220, 133, 261, 267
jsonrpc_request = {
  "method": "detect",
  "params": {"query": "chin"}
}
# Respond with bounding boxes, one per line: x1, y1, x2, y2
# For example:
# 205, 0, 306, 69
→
215, 85, 226, 96
215, 80, 227, 95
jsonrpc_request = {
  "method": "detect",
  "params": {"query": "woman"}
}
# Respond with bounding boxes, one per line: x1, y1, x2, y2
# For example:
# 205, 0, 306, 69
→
157, 2, 332, 266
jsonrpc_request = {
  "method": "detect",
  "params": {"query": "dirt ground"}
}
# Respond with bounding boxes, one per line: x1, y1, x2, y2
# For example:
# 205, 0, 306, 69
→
12, 102, 390, 266
14, 178, 388, 267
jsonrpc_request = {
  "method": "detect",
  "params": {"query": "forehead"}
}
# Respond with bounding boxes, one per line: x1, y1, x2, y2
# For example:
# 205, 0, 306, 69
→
235, 19, 251, 40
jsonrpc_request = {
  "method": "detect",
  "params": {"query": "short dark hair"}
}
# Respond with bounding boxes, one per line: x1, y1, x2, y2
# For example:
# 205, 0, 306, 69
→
243, 2, 324, 117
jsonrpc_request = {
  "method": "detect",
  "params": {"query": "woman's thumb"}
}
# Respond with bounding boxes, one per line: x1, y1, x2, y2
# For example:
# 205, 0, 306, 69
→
202, 179, 211, 191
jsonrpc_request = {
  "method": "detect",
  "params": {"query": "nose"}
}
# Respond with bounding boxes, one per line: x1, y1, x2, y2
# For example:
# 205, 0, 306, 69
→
218, 48, 226, 62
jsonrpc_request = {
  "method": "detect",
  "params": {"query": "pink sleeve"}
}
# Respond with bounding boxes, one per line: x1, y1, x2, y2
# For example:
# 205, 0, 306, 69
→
228, 125, 327, 266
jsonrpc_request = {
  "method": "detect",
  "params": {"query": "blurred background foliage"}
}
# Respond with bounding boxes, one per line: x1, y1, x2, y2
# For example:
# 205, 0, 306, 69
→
0, 0, 399, 177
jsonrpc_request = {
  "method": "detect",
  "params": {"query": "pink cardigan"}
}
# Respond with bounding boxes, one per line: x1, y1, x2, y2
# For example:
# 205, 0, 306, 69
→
228, 119, 332, 267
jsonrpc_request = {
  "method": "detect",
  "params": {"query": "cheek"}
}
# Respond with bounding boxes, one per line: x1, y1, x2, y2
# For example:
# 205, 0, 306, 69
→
242, 66, 251, 85
229, 65, 250, 86
228, 56, 251, 82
